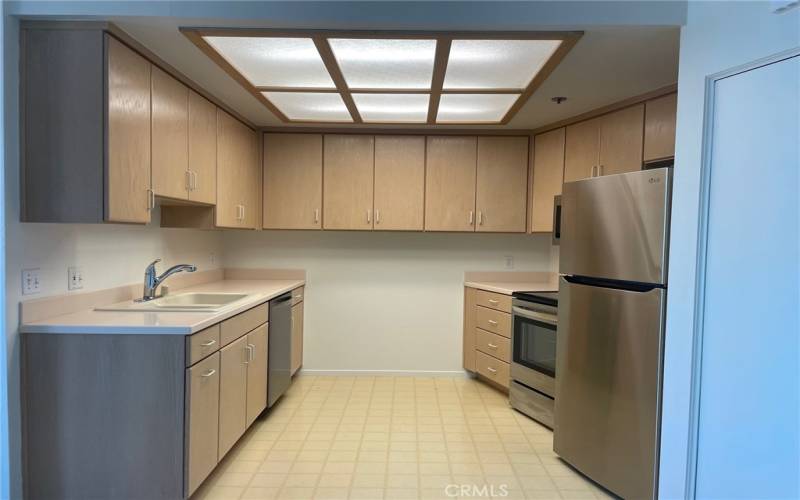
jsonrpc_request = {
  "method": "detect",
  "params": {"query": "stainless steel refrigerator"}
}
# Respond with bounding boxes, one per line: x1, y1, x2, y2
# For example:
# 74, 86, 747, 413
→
554, 167, 672, 500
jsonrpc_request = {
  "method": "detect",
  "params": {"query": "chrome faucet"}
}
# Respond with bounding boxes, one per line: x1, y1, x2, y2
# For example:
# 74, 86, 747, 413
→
140, 259, 197, 301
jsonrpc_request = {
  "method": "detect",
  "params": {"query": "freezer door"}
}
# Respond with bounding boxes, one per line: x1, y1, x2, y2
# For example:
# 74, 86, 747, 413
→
559, 168, 671, 285
553, 276, 665, 500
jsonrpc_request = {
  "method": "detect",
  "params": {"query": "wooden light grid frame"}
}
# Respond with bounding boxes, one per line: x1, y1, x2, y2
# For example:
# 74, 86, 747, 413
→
181, 28, 583, 125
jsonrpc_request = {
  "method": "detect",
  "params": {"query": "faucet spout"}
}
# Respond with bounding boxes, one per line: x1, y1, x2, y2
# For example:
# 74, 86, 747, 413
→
140, 259, 197, 302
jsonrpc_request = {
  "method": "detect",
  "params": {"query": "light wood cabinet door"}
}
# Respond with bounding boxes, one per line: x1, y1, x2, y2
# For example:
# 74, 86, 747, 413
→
245, 324, 268, 427
217, 110, 258, 229
644, 93, 677, 161
598, 104, 644, 176
218, 335, 247, 458
530, 128, 566, 232
425, 136, 477, 232
475, 136, 529, 233
323, 135, 374, 230
291, 302, 304, 375
463, 287, 477, 372
564, 118, 600, 183
374, 136, 425, 231
263, 134, 323, 229
188, 91, 217, 204
105, 35, 151, 223
185, 352, 219, 497
241, 128, 260, 229
151, 66, 188, 200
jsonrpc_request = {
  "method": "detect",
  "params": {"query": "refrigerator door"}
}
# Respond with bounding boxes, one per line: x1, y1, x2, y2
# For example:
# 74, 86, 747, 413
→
554, 276, 665, 500
559, 168, 672, 285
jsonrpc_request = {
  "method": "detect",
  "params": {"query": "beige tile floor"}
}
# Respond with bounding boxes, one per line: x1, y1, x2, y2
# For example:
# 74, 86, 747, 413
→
192, 375, 613, 500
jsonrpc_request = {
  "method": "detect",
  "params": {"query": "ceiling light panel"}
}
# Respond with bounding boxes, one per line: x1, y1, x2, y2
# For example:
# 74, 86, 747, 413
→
328, 39, 437, 89
204, 36, 335, 88
352, 93, 430, 123
436, 93, 519, 123
443, 39, 562, 89
263, 92, 352, 122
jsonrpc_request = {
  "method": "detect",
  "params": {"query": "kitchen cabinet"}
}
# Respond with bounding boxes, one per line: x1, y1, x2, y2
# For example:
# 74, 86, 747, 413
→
217, 110, 259, 229
263, 133, 323, 229
425, 136, 478, 232
374, 136, 426, 231
188, 90, 218, 204
464, 286, 513, 388
323, 135, 375, 230
564, 118, 601, 183
151, 65, 189, 201
291, 300, 304, 375
476, 351, 510, 389
245, 324, 268, 427
475, 136, 529, 232
530, 128, 566, 233
185, 352, 220, 497
463, 287, 477, 372
644, 93, 678, 161
475, 329, 510, 363
218, 335, 248, 458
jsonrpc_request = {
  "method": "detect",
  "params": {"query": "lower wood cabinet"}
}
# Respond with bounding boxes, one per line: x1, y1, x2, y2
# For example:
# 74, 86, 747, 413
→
291, 301, 304, 375
463, 286, 512, 390
245, 324, 268, 427
185, 352, 220, 497
218, 335, 249, 458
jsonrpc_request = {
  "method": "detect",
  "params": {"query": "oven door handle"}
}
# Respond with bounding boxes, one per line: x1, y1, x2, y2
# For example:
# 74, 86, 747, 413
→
513, 306, 557, 326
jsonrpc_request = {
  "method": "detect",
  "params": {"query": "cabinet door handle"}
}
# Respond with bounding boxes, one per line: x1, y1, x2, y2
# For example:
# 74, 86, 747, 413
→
469, 211, 474, 225
488, 319, 498, 326
200, 339, 216, 347
191, 171, 198, 190
244, 345, 252, 364
487, 343, 498, 349
590, 166, 597, 177
367, 209, 371, 224
375, 209, 380, 224
599, 165, 604, 176
487, 367, 497, 374
314, 208, 320, 223
478, 211, 484, 226
186, 170, 192, 191
201, 369, 216, 378
248, 343, 256, 361
241, 204, 246, 222
147, 189, 155, 210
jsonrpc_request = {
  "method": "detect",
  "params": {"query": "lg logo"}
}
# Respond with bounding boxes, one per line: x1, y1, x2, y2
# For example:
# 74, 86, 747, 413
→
444, 483, 510, 497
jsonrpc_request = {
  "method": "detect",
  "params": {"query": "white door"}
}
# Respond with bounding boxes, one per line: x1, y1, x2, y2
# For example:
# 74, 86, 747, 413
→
694, 54, 799, 498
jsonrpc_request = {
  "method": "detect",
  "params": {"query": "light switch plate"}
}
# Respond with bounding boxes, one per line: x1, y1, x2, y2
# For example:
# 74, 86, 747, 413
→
22, 268, 41, 295
68, 266, 84, 291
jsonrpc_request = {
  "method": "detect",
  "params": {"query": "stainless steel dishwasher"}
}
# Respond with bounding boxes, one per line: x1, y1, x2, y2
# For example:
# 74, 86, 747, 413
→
267, 292, 293, 407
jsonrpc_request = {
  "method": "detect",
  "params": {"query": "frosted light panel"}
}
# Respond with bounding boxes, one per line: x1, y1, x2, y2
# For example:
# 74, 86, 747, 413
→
263, 92, 352, 121
352, 94, 430, 122
328, 39, 436, 89
443, 39, 562, 89
204, 36, 335, 88
436, 94, 519, 123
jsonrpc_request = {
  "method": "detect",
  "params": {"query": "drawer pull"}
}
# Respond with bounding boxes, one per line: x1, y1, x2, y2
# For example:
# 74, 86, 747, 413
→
487, 343, 498, 349
201, 369, 216, 378
487, 367, 498, 374
488, 299, 499, 305
294, 294, 302, 299
488, 320, 498, 326
200, 339, 217, 347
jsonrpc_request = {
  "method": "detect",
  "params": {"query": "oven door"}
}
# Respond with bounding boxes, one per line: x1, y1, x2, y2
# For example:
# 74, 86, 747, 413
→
511, 305, 557, 397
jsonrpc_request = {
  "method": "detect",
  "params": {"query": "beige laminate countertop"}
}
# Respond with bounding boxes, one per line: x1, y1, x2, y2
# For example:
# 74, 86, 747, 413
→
19, 279, 304, 335
464, 280, 559, 295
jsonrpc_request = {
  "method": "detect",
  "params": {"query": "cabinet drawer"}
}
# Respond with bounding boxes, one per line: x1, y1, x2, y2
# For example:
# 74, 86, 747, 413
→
475, 351, 510, 389
291, 286, 304, 306
475, 305, 511, 338
475, 328, 511, 363
475, 290, 512, 312
186, 325, 221, 367
220, 303, 268, 346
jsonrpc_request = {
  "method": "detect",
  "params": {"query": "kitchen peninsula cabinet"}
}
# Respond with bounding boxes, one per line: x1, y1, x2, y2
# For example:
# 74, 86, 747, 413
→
263, 134, 323, 229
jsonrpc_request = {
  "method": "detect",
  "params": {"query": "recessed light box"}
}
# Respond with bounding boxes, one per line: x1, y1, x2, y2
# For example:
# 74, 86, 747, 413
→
436, 94, 519, 123
328, 39, 436, 89
263, 92, 352, 122
444, 39, 562, 89
352, 94, 430, 123
204, 36, 334, 88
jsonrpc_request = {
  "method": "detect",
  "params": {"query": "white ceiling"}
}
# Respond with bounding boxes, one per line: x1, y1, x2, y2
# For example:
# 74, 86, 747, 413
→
113, 18, 679, 130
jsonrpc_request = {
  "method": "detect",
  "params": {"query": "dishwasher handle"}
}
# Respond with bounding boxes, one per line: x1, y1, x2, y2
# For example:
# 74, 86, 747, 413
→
272, 293, 293, 304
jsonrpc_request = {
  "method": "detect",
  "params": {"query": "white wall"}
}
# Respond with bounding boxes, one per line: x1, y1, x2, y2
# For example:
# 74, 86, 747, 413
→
660, 2, 800, 498
224, 230, 557, 373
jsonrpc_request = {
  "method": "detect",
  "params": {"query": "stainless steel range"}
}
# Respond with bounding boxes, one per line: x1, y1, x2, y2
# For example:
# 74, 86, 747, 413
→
509, 290, 558, 428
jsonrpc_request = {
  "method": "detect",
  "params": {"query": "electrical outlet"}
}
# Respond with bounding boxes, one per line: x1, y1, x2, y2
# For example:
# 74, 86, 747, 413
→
505, 255, 514, 270
22, 268, 41, 295
68, 266, 84, 291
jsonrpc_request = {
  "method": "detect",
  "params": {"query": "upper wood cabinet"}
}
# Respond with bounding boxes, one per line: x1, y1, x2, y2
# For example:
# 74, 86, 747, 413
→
475, 137, 529, 233
644, 93, 678, 161
425, 136, 478, 232
374, 136, 426, 231
530, 128, 566, 233
188, 91, 218, 205
217, 110, 259, 229
151, 66, 189, 201
323, 135, 375, 230
263, 134, 323, 230
564, 118, 601, 183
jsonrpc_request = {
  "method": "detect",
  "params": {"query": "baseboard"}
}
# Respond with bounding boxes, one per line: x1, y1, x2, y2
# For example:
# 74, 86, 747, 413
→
298, 369, 470, 378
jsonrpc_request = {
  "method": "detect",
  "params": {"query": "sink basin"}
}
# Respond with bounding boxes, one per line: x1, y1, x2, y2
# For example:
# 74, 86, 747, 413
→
96, 292, 250, 312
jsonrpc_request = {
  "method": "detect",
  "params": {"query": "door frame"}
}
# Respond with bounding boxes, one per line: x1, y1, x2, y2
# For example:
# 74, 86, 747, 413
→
685, 46, 800, 498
